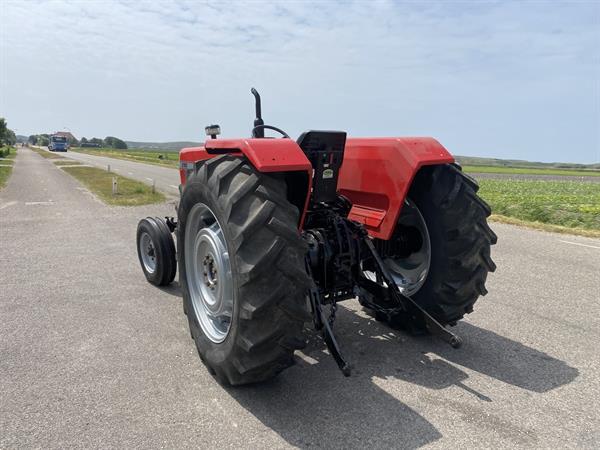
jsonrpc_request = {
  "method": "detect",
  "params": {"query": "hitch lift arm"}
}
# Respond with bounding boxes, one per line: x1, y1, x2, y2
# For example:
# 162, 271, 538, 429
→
304, 227, 462, 378
362, 237, 462, 349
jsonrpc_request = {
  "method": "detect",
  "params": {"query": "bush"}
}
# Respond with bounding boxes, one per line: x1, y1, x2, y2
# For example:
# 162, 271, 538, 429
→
103, 136, 128, 149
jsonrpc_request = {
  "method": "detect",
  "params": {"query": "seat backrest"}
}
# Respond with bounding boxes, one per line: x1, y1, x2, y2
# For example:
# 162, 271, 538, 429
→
297, 130, 347, 204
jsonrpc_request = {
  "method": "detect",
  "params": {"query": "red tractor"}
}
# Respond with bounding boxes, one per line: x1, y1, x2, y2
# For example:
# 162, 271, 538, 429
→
136, 89, 496, 385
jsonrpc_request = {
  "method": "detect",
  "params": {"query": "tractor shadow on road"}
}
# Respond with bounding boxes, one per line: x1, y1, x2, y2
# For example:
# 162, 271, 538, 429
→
157, 280, 182, 297
227, 304, 578, 449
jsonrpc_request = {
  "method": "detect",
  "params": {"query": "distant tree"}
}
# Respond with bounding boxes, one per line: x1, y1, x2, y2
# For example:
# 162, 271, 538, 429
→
104, 136, 127, 149
90, 137, 103, 146
80, 137, 88, 144
0, 118, 7, 145
38, 135, 50, 146
5, 129, 16, 146
28, 135, 37, 144
67, 136, 79, 146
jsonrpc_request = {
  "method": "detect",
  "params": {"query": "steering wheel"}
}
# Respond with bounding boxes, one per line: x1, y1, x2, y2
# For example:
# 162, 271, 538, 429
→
252, 125, 290, 139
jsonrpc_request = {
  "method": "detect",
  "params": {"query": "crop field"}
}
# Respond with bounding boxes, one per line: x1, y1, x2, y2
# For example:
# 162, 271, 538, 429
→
463, 165, 600, 177
477, 178, 600, 234
72, 147, 179, 168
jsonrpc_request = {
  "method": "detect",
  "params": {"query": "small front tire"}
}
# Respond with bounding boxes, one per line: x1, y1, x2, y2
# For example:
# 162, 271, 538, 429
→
136, 217, 177, 286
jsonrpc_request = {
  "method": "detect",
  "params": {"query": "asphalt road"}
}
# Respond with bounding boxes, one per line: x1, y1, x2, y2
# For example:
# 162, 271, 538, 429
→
1, 147, 599, 448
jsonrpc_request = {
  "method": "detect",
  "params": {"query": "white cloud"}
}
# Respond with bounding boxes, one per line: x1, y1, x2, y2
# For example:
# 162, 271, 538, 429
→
1, 0, 598, 162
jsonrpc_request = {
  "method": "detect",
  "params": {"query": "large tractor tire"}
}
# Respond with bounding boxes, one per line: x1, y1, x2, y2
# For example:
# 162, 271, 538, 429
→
178, 155, 310, 385
368, 164, 497, 326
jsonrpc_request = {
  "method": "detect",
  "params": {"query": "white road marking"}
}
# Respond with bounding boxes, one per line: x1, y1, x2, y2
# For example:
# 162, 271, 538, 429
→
169, 184, 179, 190
25, 201, 54, 206
128, 171, 133, 175
559, 240, 600, 250
58, 164, 92, 168
0, 200, 17, 210
145, 177, 153, 181
113, 168, 120, 172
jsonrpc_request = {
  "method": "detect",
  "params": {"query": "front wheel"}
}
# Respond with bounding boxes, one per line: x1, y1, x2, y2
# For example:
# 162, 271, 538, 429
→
136, 217, 177, 286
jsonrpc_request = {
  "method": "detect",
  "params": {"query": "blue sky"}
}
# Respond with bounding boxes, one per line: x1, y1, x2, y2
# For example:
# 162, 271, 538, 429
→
1, 0, 598, 163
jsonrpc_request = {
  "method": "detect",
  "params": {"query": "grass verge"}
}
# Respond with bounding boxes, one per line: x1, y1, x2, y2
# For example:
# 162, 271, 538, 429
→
489, 215, 600, 238
478, 178, 600, 234
71, 147, 179, 168
0, 146, 16, 189
464, 165, 600, 177
30, 147, 66, 159
0, 145, 16, 162
61, 166, 165, 206
0, 166, 12, 189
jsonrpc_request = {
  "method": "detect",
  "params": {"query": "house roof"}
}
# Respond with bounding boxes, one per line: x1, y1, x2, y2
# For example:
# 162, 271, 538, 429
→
54, 131, 77, 140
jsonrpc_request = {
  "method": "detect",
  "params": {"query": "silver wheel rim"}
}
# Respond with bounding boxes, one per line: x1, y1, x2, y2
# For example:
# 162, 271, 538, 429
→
365, 199, 431, 296
139, 232, 157, 274
184, 203, 234, 343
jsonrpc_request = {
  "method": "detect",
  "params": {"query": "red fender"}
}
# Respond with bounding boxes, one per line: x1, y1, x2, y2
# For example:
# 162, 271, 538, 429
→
179, 137, 453, 240
338, 137, 454, 240
179, 139, 313, 227
179, 138, 311, 183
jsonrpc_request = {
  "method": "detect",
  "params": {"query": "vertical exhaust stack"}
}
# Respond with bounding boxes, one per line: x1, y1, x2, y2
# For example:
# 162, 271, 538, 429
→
251, 88, 264, 138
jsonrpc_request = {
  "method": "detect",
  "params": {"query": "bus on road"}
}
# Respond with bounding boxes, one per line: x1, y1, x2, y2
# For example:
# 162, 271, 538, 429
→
49, 135, 69, 152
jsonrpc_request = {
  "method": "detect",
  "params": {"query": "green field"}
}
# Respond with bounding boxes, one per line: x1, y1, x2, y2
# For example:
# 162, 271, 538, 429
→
72, 147, 179, 168
464, 165, 600, 177
456, 155, 599, 171
478, 179, 600, 234
61, 166, 165, 206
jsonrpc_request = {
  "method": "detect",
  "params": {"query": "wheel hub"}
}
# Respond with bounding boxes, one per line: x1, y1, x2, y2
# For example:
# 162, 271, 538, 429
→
139, 232, 157, 274
385, 199, 431, 295
185, 203, 234, 343
365, 199, 431, 296
203, 254, 218, 289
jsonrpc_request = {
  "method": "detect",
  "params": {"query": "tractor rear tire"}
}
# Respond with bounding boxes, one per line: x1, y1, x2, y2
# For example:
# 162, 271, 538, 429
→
178, 155, 310, 385
380, 164, 497, 326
